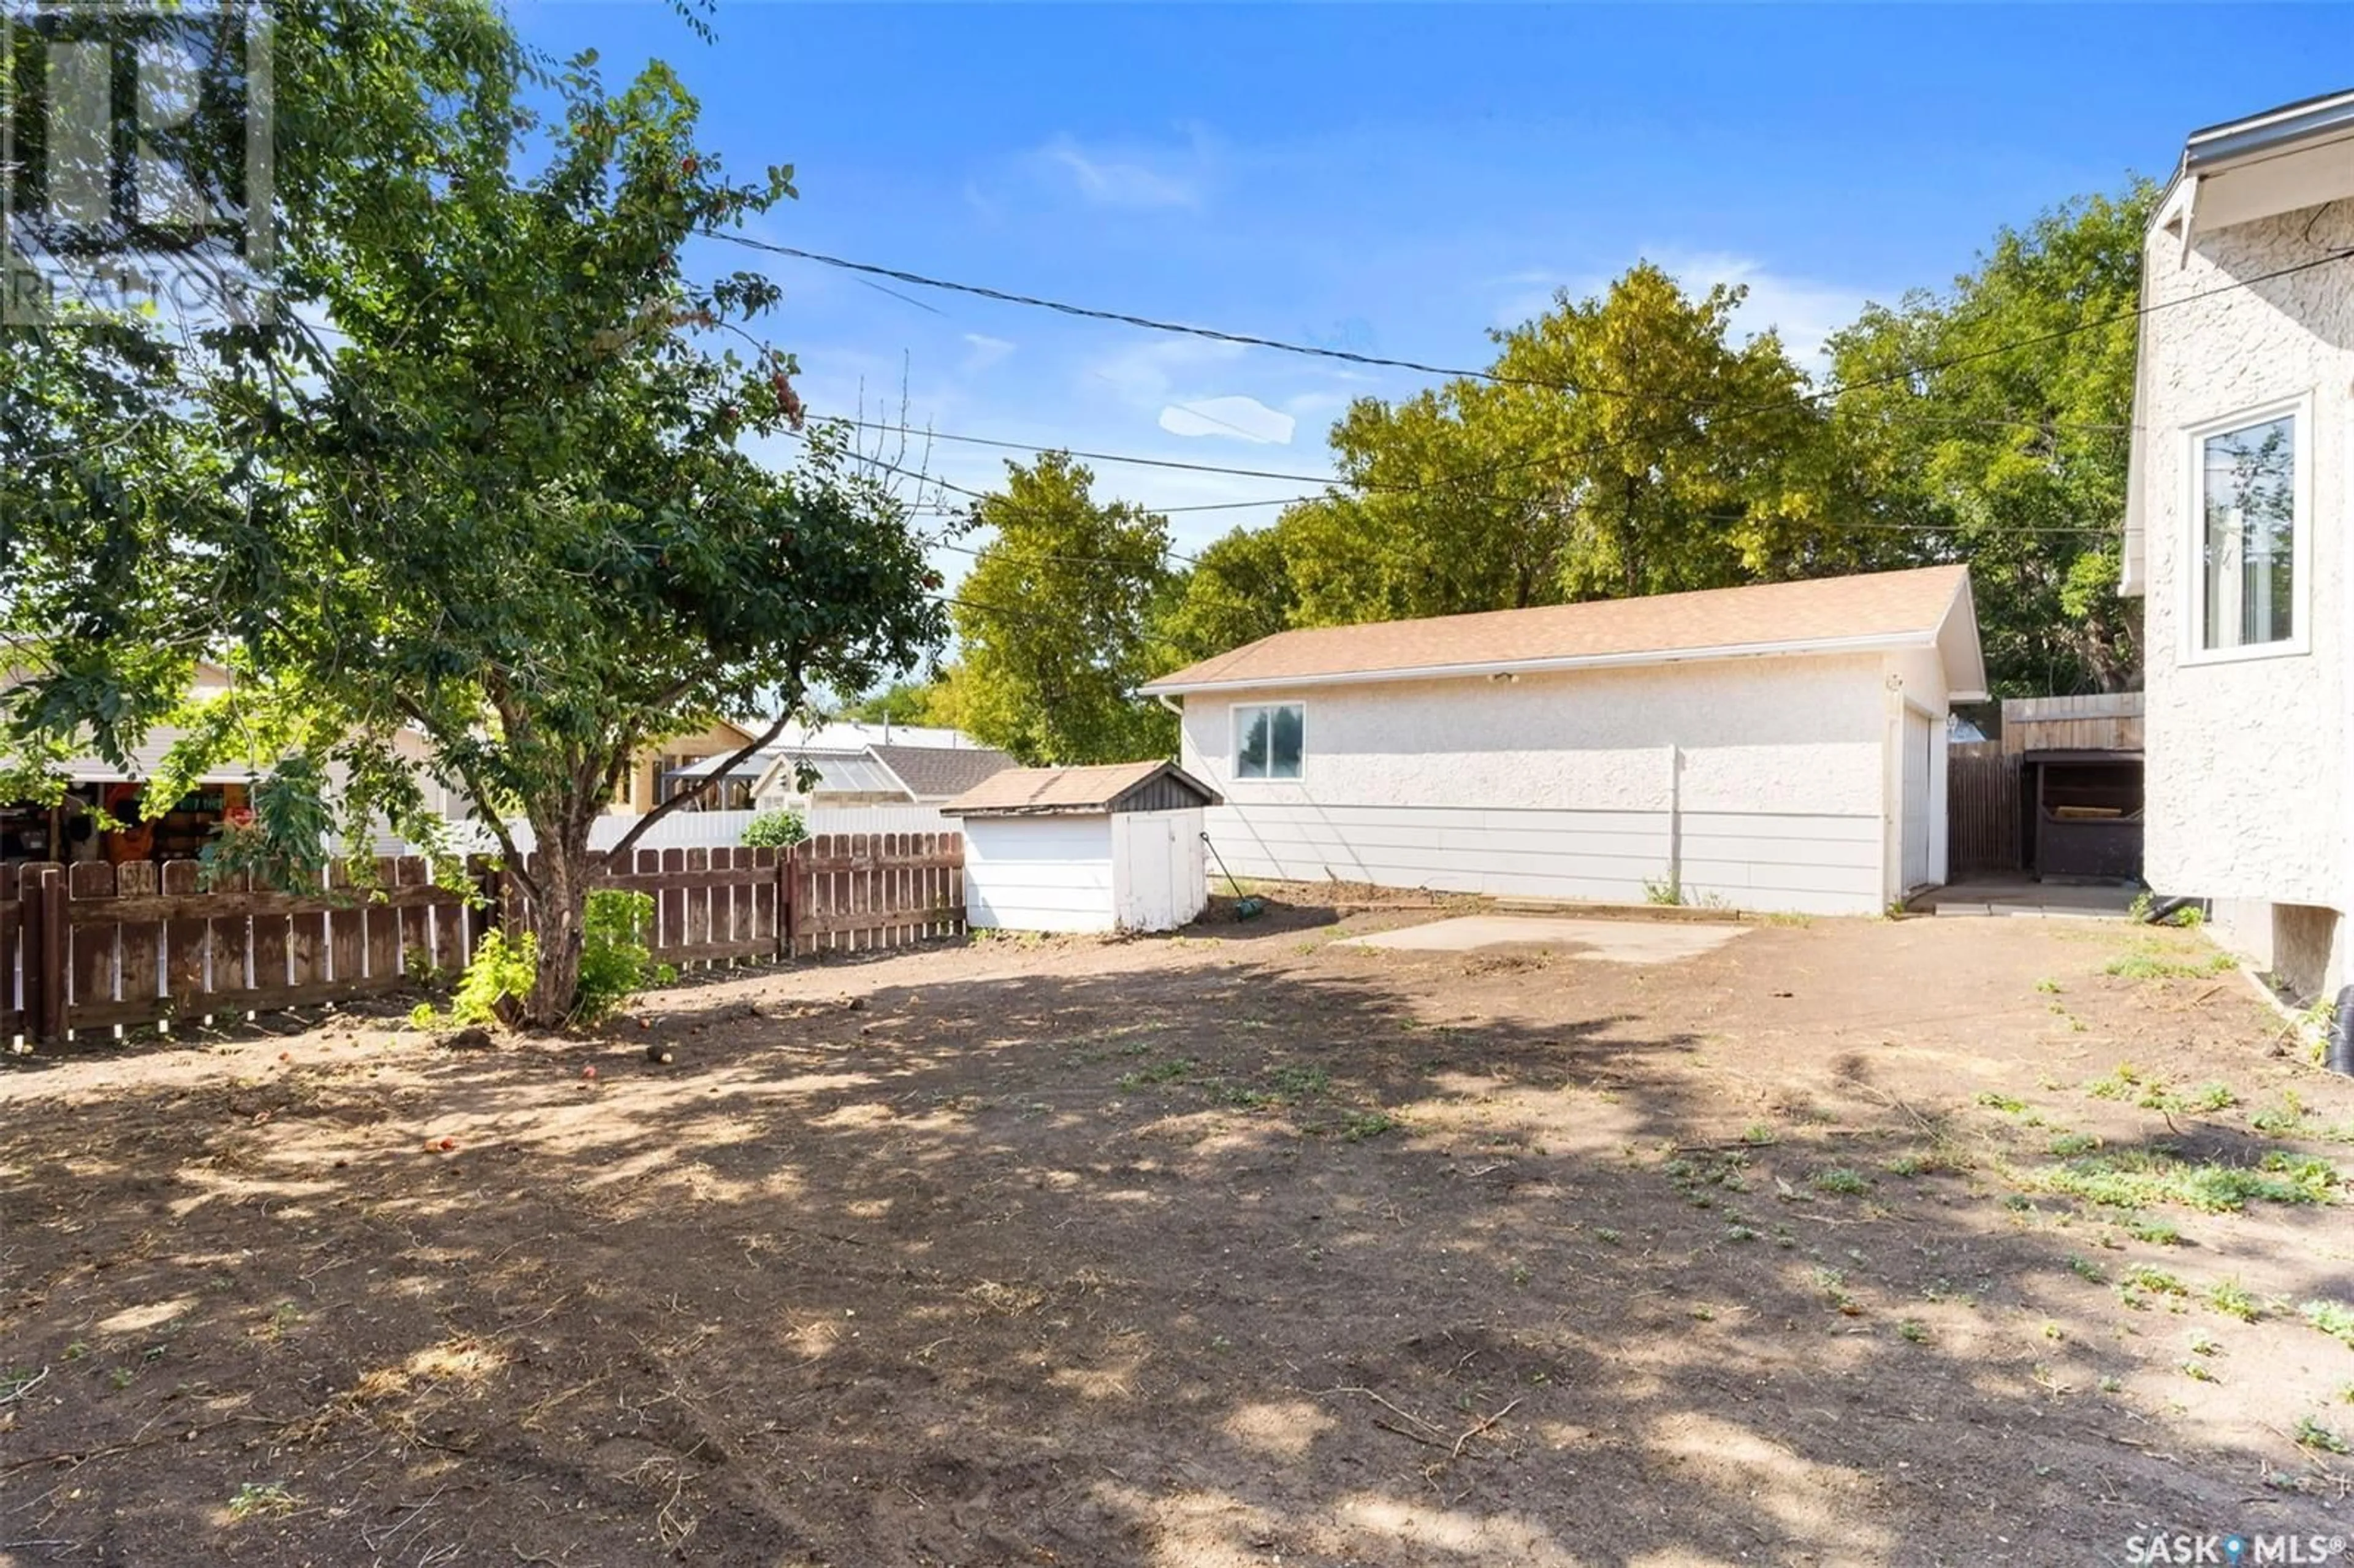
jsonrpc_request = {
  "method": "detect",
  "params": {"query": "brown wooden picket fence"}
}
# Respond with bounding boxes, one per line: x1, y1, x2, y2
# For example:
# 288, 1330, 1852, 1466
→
1, 831, 963, 1045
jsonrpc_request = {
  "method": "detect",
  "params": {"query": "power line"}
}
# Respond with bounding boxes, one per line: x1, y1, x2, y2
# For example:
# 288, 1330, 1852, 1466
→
930, 536, 1203, 569
833, 420, 1344, 485
707, 230, 1579, 392
706, 229, 2352, 424
1826, 245, 2354, 401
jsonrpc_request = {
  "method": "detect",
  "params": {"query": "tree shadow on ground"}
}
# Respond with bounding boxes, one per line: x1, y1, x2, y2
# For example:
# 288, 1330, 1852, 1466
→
2, 927, 2351, 1567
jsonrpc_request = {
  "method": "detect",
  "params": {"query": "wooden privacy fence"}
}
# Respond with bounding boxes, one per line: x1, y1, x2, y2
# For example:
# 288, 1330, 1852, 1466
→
3, 856, 481, 1045
791, 832, 966, 956
2, 832, 964, 1045
1948, 740, 2022, 877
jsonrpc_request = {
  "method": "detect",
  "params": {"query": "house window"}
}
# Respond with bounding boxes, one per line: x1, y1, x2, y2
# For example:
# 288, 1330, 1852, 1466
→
1234, 703, 1304, 780
2196, 411, 2300, 653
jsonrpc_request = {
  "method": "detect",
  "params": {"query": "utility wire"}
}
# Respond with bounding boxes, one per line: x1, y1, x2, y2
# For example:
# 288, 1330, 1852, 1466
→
707, 230, 1582, 391
706, 230, 2354, 419
832, 420, 1344, 485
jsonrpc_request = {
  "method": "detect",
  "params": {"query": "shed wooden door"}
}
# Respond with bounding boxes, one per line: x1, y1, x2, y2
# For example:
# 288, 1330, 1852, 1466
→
1111, 809, 1208, 932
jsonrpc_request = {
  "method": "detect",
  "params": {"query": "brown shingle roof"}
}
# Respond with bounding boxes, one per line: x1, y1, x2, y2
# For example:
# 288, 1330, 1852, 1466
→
866, 744, 1018, 801
1142, 566, 1975, 693
940, 761, 1220, 817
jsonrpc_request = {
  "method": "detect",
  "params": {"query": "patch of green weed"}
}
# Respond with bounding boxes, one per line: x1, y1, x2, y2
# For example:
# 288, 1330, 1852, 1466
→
227, 1482, 297, 1521
2104, 943, 2236, 981
2302, 1300, 2354, 1349
2035, 1149, 2338, 1212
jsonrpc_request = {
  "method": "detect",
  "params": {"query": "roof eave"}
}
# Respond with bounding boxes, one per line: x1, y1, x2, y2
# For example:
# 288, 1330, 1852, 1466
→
2182, 88, 2354, 172
1141, 630, 1942, 699
939, 803, 1110, 819
1928, 571, 1992, 707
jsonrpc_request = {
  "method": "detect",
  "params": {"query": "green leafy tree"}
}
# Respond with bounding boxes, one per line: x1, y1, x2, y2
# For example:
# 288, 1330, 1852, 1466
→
950, 453, 1177, 764
1261, 263, 1861, 633
840, 679, 937, 727
1, 7, 943, 1022
1490, 264, 1872, 599
1823, 185, 2152, 694
1154, 524, 1300, 669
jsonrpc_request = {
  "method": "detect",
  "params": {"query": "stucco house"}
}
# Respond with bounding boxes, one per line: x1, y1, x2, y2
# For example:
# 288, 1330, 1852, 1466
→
1141, 565, 1987, 916
2119, 87, 2354, 1000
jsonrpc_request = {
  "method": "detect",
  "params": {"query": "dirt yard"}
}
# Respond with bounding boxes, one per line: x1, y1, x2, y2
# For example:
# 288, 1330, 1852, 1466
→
4, 896, 2352, 1567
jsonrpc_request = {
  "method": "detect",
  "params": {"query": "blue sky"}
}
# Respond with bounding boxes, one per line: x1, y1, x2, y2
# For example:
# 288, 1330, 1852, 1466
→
514, 2, 2351, 568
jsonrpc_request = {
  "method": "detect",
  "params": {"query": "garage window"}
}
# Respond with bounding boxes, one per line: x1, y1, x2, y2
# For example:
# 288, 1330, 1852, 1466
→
2192, 403, 2305, 658
1234, 703, 1304, 780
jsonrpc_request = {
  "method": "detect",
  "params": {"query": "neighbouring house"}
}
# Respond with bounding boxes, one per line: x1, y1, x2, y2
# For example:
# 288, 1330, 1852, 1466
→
864, 744, 1021, 805
940, 761, 1220, 934
614, 717, 768, 815
2, 663, 468, 869
745, 726, 1011, 815
1139, 565, 1989, 916
618, 718, 997, 816
2120, 87, 2354, 1000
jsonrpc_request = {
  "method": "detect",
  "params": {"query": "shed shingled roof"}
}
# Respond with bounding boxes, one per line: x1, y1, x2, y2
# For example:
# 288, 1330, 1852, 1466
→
940, 761, 1221, 817
1141, 565, 1977, 695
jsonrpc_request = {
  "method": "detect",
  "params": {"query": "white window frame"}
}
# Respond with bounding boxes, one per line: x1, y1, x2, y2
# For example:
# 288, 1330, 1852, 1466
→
1231, 701, 1307, 782
2181, 392, 2312, 667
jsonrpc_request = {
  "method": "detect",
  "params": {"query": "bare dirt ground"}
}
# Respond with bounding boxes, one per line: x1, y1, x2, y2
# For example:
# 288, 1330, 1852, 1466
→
4, 893, 2353, 1567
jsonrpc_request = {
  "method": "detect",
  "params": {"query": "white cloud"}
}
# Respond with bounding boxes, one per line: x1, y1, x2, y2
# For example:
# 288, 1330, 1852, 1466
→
1159, 395, 1295, 445
959, 333, 1015, 376
1487, 254, 1869, 375
1658, 251, 1868, 372
1033, 133, 1206, 210
1086, 335, 1249, 408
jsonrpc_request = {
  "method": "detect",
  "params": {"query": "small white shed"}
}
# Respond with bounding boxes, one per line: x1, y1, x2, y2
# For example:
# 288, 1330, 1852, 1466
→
940, 761, 1223, 934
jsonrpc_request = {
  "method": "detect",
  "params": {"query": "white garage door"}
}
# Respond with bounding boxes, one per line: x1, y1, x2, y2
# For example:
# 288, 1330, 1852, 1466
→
1900, 707, 1933, 892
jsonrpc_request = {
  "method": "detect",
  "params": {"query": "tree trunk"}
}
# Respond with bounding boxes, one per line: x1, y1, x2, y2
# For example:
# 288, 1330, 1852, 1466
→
522, 821, 596, 1027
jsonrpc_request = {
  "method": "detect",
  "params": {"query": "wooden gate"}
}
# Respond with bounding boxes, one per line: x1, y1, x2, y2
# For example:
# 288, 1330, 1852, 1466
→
1946, 741, 2022, 877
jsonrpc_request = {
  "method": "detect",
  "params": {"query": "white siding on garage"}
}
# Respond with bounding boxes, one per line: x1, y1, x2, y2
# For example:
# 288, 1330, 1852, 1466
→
1204, 802, 1671, 904
962, 815, 1118, 933
1678, 811, 1885, 915
1183, 650, 1938, 916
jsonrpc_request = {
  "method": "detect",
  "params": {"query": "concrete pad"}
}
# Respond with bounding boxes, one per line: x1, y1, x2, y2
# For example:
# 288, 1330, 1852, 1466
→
1335, 915, 1749, 964
1913, 877, 2137, 920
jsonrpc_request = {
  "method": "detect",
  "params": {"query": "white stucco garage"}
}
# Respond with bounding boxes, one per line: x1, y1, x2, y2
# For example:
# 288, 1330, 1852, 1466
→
1141, 566, 1987, 916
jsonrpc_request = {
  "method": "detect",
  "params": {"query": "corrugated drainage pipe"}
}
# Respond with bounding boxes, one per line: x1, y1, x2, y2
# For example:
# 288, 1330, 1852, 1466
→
2329, 986, 2354, 1077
